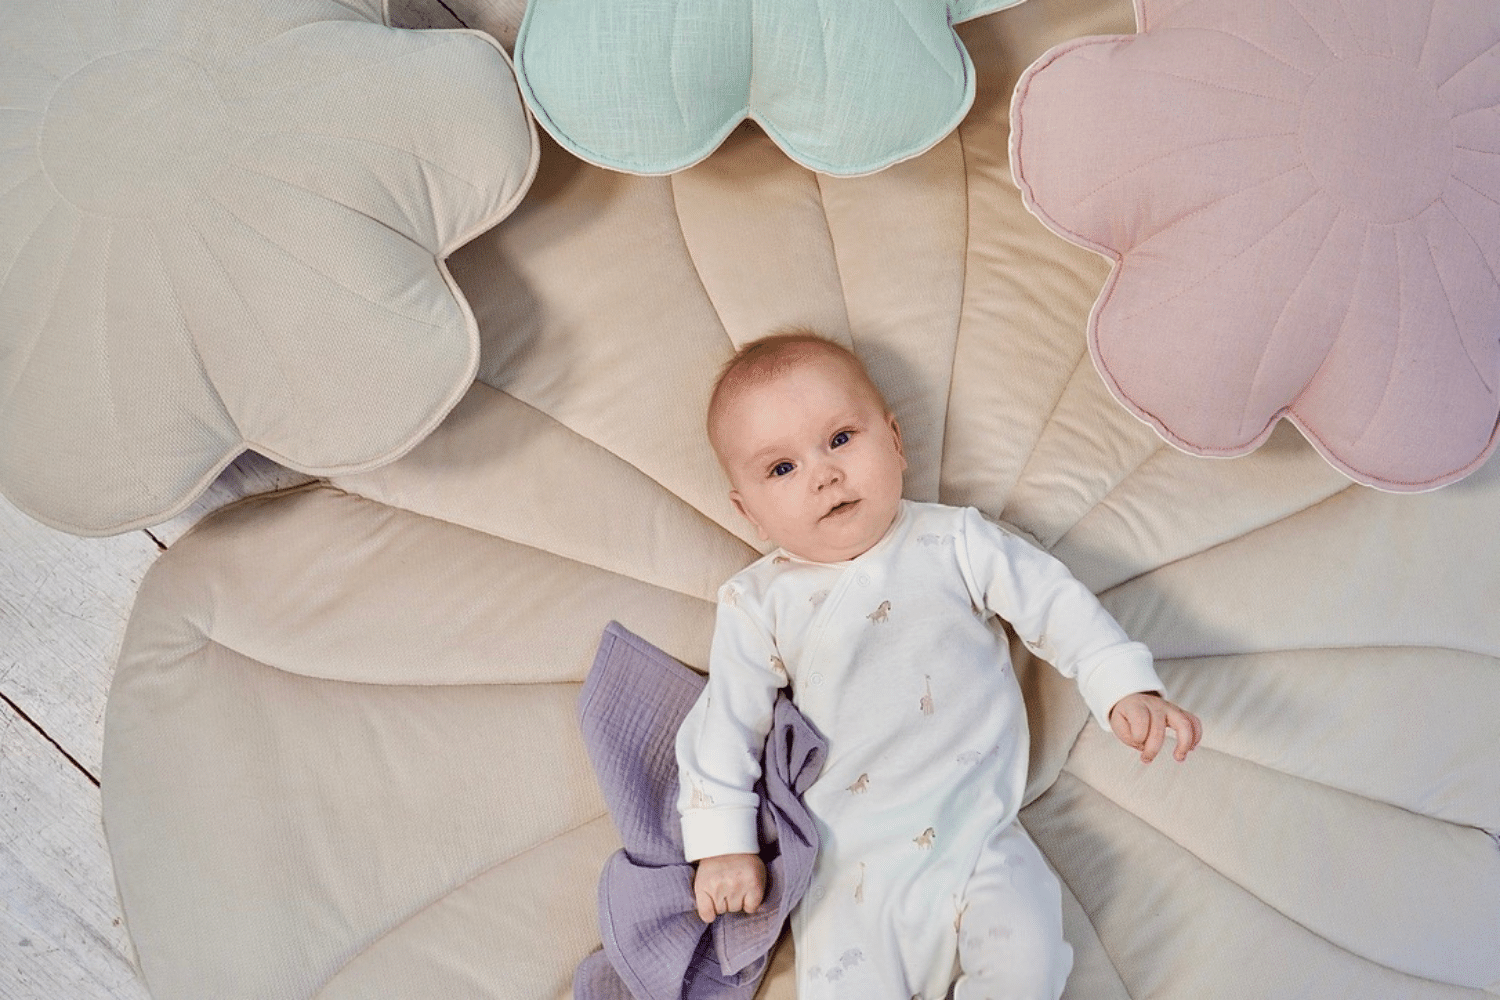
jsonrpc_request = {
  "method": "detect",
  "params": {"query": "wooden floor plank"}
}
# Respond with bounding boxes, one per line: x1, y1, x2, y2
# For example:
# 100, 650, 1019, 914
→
0, 709, 148, 1000
0, 500, 159, 778
1, 497, 157, 998
387, 0, 525, 48
387, 0, 466, 29
2, 453, 315, 999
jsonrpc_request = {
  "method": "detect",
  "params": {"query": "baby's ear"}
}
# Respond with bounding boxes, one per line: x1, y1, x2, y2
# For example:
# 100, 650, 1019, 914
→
888, 413, 908, 470
729, 490, 770, 541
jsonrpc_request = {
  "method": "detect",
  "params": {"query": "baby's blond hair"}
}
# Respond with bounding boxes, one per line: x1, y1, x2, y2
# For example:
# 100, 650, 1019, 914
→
707, 330, 888, 457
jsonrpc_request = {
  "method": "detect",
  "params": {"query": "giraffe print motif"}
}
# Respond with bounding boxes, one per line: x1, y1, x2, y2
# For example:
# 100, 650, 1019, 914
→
867, 600, 891, 623
953, 895, 970, 933
720, 586, 738, 607
846, 773, 869, 794
773, 555, 791, 565
769, 655, 788, 682
809, 589, 829, 608
854, 862, 866, 904
913, 827, 936, 850
920, 675, 935, 716
689, 777, 714, 809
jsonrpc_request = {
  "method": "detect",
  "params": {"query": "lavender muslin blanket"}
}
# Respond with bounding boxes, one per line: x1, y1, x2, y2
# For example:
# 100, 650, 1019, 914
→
575, 621, 826, 1000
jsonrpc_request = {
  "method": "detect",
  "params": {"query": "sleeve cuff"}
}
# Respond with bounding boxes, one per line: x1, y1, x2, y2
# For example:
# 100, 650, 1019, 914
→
1077, 642, 1165, 730
681, 806, 761, 862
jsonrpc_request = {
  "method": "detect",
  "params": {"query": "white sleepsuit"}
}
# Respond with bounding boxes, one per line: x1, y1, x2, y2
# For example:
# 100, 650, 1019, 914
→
676, 501, 1165, 1000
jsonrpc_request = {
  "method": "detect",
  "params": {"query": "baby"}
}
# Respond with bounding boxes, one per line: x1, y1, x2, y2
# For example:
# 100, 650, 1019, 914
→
676, 332, 1201, 1000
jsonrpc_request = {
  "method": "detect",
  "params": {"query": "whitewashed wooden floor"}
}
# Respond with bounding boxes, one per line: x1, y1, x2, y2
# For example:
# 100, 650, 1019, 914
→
0, 455, 313, 1000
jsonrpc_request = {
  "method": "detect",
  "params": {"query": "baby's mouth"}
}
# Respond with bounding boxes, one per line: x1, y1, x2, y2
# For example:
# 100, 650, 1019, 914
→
822, 499, 860, 520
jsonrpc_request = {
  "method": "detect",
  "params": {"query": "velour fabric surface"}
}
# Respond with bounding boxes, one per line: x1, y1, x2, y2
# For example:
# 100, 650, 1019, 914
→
1010, 0, 1500, 493
576, 621, 823, 999
102, 1, 1500, 997
0, 0, 538, 535
514, 0, 1028, 176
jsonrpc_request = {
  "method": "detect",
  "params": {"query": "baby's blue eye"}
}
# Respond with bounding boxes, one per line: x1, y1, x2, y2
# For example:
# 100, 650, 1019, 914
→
771, 462, 795, 477
831, 431, 851, 447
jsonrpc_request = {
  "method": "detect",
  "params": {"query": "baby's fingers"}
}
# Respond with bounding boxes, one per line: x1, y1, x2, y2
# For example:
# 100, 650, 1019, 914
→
1139, 704, 1168, 763
1109, 703, 1146, 750
742, 879, 764, 915
1168, 706, 1203, 760
694, 884, 718, 924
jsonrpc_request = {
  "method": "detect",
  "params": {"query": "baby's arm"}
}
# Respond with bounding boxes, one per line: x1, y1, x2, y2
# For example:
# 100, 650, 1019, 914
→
1108, 691, 1202, 762
692, 853, 767, 923
958, 508, 1202, 757
675, 581, 785, 916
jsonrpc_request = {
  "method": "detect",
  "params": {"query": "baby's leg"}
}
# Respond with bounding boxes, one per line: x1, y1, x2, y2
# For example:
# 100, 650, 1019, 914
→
952, 821, 1072, 1000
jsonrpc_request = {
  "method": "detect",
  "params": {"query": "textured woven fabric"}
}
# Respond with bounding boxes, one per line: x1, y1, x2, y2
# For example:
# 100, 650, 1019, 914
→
576, 622, 825, 1000
514, 0, 1027, 176
0, 0, 538, 534
1010, 0, 1500, 491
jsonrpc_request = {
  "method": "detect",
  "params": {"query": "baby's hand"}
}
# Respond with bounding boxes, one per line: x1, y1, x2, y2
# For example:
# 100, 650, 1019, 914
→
692, 853, 767, 924
1109, 692, 1202, 763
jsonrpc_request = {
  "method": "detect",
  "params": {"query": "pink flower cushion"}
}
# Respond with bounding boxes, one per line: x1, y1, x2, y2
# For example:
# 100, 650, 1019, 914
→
1009, 0, 1500, 492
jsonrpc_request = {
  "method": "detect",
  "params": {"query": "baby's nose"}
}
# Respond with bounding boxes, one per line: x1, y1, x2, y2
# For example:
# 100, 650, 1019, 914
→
814, 462, 843, 489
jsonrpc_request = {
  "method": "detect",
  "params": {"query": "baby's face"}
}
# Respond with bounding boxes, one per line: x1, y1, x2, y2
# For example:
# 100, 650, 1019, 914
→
715, 355, 906, 563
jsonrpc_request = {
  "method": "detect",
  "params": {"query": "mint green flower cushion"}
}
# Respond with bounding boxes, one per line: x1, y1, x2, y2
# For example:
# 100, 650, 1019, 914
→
515, 0, 1027, 176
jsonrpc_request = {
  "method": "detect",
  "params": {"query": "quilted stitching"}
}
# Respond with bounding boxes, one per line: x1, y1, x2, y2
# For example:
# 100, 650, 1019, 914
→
0, 0, 539, 534
1010, 0, 1500, 491
514, 0, 1027, 176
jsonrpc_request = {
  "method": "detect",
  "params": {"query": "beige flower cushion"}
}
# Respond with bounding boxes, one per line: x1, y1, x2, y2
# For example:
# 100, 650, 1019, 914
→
0, 0, 537, 535
102, 1, 1500, 997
